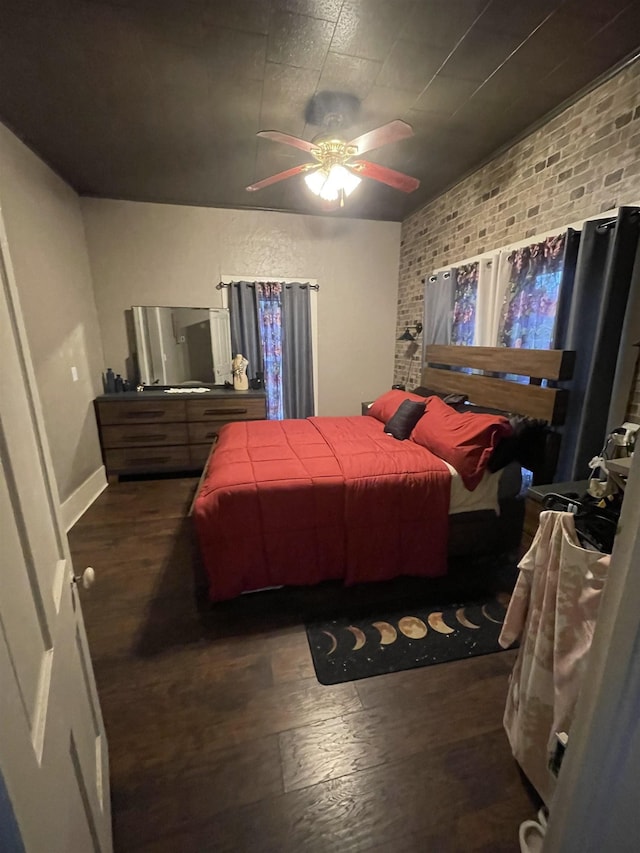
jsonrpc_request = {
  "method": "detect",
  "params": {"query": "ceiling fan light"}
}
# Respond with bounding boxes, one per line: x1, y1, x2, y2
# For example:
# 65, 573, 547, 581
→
304, 165, 361, 202
319, 184, 339, 201
304, 170, 327, 196
334, 165, 362, 196
323, 164, 361, 198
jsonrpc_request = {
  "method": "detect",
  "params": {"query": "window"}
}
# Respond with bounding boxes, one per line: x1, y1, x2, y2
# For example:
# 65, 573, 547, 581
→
222, 278, 318, 419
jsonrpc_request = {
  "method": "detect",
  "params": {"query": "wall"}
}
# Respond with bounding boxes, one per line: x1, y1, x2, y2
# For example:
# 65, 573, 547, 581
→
396, 60, 640, 417
81, 199, 401, 416
628, 357, 640, 423
0, 123, 106, 505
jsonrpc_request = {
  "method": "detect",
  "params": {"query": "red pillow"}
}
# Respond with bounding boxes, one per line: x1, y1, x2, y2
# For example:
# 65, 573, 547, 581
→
411, 396, 513, 491
367, 389, 428, 424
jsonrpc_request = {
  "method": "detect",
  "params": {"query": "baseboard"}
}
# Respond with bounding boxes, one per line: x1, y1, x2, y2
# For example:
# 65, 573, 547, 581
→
61, 466, 108, 531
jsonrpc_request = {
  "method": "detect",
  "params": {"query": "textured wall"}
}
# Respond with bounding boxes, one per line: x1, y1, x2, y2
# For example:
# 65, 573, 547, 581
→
0, 122, 106, 503
628, 353, 640, 423
82, 199, 401, 416
396, 60, 640, 421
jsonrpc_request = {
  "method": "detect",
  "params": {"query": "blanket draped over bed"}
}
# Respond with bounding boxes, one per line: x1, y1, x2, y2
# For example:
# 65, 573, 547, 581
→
193, 416, 452, 601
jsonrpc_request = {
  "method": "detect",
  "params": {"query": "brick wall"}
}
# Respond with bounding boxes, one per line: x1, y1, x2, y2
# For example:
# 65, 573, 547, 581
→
396, 59, 640, 422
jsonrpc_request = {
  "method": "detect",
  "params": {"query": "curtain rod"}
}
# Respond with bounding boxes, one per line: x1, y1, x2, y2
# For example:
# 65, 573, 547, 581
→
216, 281, 319, 291
423, 258, 493, 283
595, 218, 618, 232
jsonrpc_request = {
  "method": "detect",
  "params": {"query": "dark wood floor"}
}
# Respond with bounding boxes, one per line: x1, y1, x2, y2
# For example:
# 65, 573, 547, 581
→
69, 477, 539, 853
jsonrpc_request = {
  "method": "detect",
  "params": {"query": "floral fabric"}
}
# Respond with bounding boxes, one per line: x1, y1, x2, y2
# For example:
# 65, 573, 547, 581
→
499, 511, 609, 804
498, 233, 565, 350
451, 262, 479, 346
257, 282, 284, 420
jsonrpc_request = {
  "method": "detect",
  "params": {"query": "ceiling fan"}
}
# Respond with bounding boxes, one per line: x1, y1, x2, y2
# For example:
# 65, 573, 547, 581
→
246, 119, 420, 207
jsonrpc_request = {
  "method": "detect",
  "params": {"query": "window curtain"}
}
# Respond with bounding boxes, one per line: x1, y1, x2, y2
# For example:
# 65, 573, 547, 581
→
257, 283, 284, 421
497, 233, 574, 351
229, 281, 262, 382
475, 254, 504, 346
426, 260, 501, 349
451, 262, 479, 345
555, 208, 640, 481
423, 269, 455, 347
281, 284, 314, 419
229, 280, 315, 420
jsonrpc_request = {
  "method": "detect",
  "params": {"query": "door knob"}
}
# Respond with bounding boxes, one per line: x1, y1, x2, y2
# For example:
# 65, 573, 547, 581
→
73, 567, 96, 590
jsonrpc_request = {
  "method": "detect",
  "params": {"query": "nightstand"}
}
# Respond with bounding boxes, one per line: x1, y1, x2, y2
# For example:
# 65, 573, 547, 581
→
523, 479, 590, 549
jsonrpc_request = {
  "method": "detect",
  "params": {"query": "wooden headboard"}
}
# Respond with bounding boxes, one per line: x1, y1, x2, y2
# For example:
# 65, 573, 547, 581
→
421, 345, 575, 425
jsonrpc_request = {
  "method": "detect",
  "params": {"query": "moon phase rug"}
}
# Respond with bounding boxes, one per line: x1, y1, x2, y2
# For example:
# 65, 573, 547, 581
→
305, 592, 513, 685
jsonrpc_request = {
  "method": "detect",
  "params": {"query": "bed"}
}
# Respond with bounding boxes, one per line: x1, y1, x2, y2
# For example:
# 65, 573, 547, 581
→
192, 346, 574, 602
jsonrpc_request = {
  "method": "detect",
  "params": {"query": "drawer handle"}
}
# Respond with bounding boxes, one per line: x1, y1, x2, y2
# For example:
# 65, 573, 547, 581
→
203, 408, 247, 415
129, 456, 171, 465
125, 410, 165, 418
204, 431, 219, 439
122, 434, 167, 442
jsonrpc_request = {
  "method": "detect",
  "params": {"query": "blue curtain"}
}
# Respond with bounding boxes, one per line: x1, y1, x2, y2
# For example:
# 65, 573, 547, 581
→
451, 262, 479, 346
257, 283, 284, 420
498, 233, 567, 350
496, 232, 579, 385
229, 281, 314, 420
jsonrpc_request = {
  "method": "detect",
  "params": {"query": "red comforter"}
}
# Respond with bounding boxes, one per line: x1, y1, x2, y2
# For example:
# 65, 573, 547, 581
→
192, 416, 452, 601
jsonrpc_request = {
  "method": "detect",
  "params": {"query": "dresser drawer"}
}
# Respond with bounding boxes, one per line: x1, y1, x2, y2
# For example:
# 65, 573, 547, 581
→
97, 399, 186, 425
101, 423, 188, 449
186, 397, 266, 422
187, 421, 233, 445
104, 446, 192, 473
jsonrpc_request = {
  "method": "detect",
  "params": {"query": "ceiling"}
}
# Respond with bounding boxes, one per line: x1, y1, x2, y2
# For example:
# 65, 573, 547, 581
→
1, 0, 639, 222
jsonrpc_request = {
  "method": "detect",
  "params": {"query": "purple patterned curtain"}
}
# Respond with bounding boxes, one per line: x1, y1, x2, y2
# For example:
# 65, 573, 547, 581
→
451, 262, 479, 346
257, 283, 284, 420
499, 233, 566, 349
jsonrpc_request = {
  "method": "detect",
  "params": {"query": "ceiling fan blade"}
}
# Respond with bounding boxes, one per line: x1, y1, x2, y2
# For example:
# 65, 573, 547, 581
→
350, 160, 420, 193
246, 163, 311, 192
257, 130, 316, 153
347, 120, 414, 155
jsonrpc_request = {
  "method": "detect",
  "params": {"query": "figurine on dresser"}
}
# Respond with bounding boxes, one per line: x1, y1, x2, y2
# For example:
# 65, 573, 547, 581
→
232, 353, 249, 391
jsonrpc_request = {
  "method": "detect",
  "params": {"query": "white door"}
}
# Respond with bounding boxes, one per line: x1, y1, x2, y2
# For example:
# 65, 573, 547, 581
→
0, 219, 112, 851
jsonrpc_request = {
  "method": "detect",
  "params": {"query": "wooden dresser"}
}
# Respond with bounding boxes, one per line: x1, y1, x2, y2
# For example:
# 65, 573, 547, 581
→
94, 389, 266, 481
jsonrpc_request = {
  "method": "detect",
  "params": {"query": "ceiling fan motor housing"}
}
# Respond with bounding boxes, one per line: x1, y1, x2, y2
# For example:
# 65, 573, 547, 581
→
311, 138, 358, 172
304, 91, 361, 128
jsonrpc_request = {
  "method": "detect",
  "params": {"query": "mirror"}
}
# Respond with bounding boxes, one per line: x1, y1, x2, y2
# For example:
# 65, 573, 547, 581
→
132, 306, 232, 386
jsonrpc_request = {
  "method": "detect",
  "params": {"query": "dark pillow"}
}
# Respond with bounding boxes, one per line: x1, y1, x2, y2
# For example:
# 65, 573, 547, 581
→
384, 399, 427, 440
